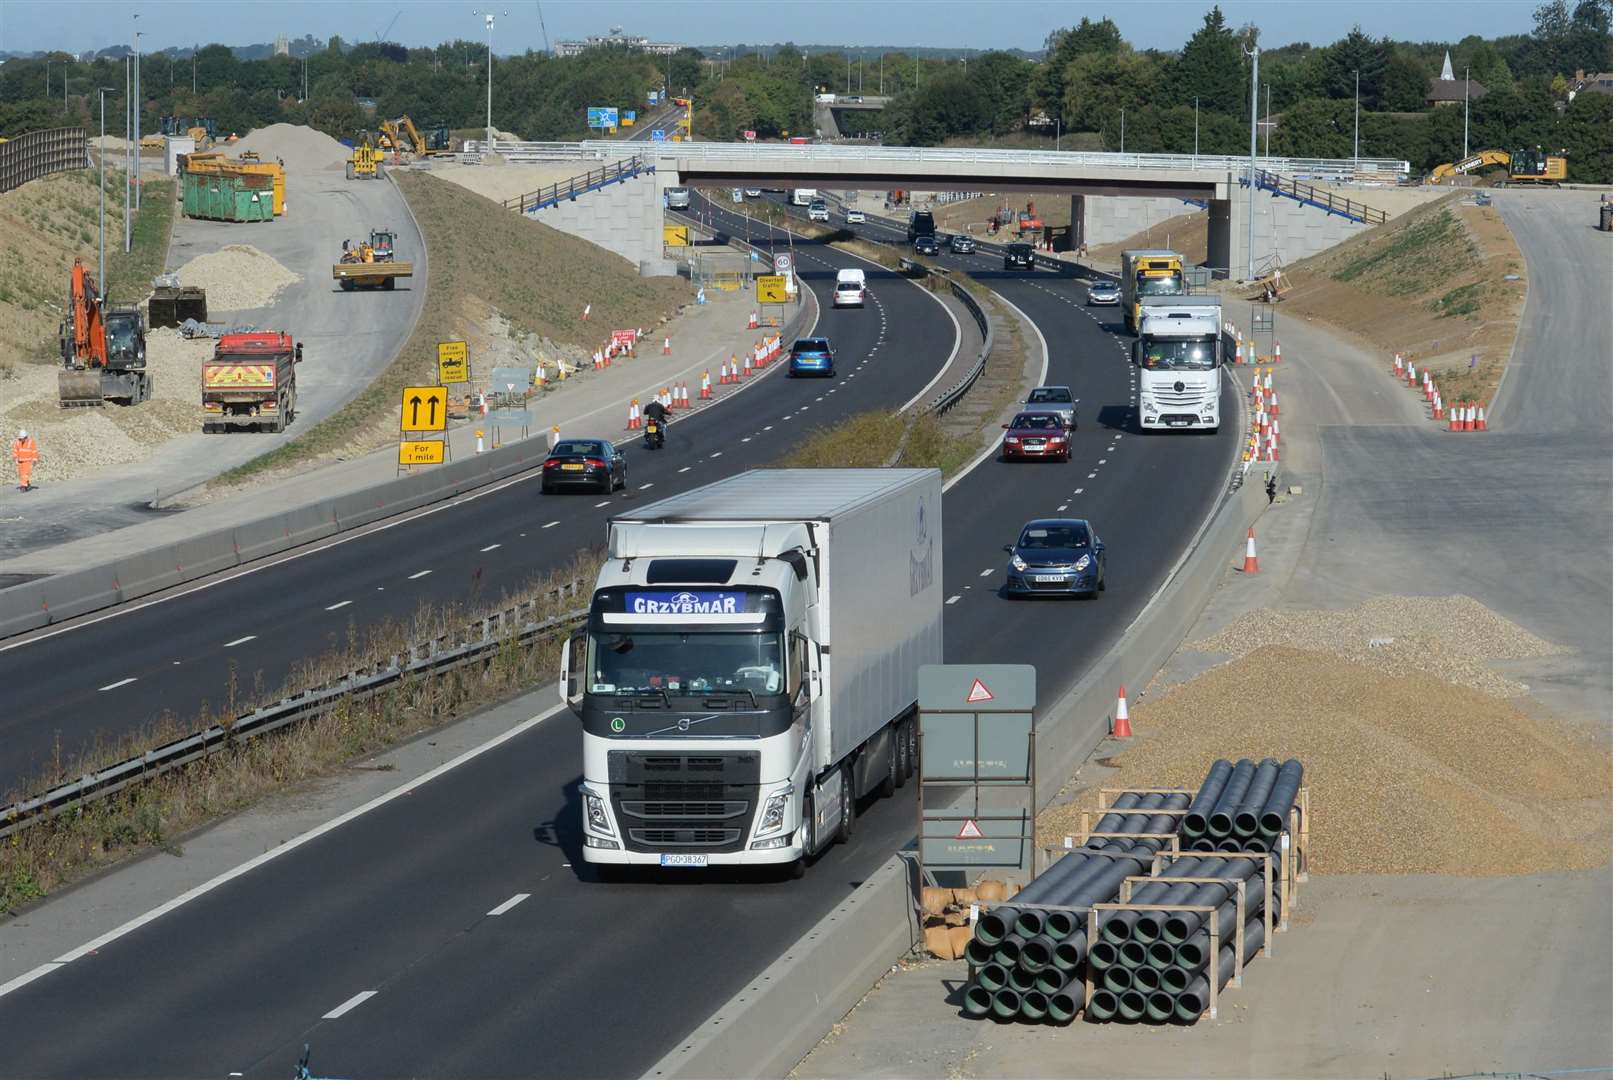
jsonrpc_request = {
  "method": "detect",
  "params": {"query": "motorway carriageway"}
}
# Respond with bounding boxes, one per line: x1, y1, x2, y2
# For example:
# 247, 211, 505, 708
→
0, 194, 1236, 1077
0, 207, 958, 793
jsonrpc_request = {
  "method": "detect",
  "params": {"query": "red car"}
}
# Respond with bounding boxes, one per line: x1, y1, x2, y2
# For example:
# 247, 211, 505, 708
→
1000, 411, 1070, 461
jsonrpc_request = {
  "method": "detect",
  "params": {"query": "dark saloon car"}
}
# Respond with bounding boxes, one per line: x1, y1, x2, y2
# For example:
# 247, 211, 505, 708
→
1004, 242, 1035, 269
1004, 518, 1107, 597
1000, 411, 1071, 461
542, 438, 627, 494
913, 233, 942, 256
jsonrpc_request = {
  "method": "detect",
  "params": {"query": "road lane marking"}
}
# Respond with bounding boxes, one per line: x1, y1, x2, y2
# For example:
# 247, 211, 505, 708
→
325, 600, 352, 611
223, 636, 256, 648
1099, 459, 1107, 465
594, 500, 611, 508
945, 595, 961, 605
1075, 487, 1085, 495
480, 544, 501, 552
678, 466, 692, 473
407, 570, 432, 580
487, 893, 531, 916
1057, 504, 1068, 511
98, 678, 136, 692
542, 521, 560, 529
711, 451, 722, 457
1088, 473, 1098, 479
979, 568, 994, 577
322, 991, 378, 1020
639, 483, 654, 490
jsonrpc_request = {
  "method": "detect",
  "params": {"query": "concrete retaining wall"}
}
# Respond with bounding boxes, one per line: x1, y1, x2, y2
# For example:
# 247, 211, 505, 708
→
1074, 193, 1202, 248
1210, 185, 1371, 277
524, 167, 673, 273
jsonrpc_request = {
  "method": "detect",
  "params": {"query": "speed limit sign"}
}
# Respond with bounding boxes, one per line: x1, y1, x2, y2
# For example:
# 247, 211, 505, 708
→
773, 252, 793, 275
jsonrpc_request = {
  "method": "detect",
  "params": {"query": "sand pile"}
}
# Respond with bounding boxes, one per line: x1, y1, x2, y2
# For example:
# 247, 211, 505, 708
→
175, 245, 299, 311
233, 123, 350, 171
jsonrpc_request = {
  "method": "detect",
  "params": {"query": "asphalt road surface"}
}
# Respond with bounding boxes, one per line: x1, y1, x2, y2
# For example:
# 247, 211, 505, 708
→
0, 191, 1237, 1079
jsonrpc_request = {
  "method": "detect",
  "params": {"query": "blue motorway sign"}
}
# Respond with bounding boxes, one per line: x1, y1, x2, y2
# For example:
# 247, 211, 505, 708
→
650, 129, 667, 142
586, 106, 620, 129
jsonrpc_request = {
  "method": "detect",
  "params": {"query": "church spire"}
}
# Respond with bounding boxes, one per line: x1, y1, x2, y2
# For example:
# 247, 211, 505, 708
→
1441, 50, 1454, 81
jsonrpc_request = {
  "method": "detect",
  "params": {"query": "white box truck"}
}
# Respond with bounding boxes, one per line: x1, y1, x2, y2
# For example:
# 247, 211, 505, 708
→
1135, 296, 1225, 432
833, 268, 866, 307
562, 468, 943, 876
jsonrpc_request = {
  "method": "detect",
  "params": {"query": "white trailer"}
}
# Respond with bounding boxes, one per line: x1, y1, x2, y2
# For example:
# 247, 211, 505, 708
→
1136, 297, 1225, 433
562, 468, 944, 875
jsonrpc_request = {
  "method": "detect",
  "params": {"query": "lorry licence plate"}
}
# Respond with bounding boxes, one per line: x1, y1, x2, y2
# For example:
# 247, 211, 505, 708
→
660, 854, 709, 868
561, 463, 585, 471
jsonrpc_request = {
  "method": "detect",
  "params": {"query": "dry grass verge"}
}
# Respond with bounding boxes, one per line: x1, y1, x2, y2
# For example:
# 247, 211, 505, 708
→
1, 551, 602, 914
214, 170, 691, 482
779, 411, 979, 476
1272, 195, 1526, 407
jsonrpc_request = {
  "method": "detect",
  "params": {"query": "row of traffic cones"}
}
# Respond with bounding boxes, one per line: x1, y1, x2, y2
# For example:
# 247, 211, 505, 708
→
1225, 321, 1282, 366
622, 334, 784, 429
1391, 353, 1488, 432
1241, 365, 1282, 465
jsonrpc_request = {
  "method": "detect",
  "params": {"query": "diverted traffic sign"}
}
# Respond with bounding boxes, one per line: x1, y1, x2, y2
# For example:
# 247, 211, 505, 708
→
756, 274, 789, 304
401, 385, 448, 432
399, 439, 444, 465
437, 341, 469, 384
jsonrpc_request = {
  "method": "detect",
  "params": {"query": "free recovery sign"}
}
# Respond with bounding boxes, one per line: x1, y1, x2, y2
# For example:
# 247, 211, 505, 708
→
401, 385, 448, 432
437, 341, 469, 383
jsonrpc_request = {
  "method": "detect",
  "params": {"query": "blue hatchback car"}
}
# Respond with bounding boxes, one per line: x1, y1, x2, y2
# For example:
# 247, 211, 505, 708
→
1004, 518, 1107, 598
788, 337, 835, 377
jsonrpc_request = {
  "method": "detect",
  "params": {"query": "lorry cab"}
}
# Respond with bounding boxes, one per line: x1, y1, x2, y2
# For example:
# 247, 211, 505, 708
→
1135, 301, 1223, 432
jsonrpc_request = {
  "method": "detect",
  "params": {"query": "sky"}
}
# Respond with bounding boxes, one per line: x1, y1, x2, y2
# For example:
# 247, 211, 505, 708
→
0, 0, 1543, 57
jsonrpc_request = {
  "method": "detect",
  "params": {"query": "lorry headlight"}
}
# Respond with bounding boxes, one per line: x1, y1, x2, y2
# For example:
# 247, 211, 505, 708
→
1143, 400, 1158, 414
584, 835, 619, 849
751, 836, 792, 850
756, 785, 793, 836
583, 789, 614, 837
1010, 554, 1027, 572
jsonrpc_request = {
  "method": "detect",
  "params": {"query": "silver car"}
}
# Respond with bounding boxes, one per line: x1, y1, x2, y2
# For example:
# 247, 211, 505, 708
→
1025, 385, 1077, 429
846, 209, 866, 224
1087, 280, 1121, 305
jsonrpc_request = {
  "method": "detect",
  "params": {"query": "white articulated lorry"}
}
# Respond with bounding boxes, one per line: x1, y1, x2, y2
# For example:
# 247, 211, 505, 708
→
562, 468, 943, 876
1135, 296, 1225, 433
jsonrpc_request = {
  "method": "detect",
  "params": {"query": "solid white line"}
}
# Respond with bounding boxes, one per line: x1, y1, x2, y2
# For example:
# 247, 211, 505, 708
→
480, 543, 501, 552
0, 962, 64, 998
542, 521, 559, 529
487, 893, 531, 916
97, 678, 136, 691
21, 702, 569, 990
325, 600, 352, 611
223, 635, 256, 648
322, 990, 378, 1020
945, 595, 961, 605
407, 570, 432, 580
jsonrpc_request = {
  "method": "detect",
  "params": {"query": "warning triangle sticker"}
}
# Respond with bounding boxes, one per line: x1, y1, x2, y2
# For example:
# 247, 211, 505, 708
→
965, 678, 994, 704
957, 819, 985, 840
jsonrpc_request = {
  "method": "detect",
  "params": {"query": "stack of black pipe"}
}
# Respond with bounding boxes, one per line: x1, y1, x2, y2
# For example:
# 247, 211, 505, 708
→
1181, 757, 1303, 854
960, 791, 1189, 1024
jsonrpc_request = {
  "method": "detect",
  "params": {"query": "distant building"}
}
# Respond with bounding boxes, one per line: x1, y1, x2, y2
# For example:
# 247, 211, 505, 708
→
554, 32, 682, 58
1427, 49, 1486, 108
1570, 68, 1613, 99
274, 34, 289, 57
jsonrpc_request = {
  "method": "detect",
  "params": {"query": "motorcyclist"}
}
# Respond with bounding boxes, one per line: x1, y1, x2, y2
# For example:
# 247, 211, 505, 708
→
642, 397, 668, 448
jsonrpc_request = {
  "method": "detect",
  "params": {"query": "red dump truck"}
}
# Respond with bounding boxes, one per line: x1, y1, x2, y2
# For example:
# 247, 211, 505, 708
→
202, 331, 302, 433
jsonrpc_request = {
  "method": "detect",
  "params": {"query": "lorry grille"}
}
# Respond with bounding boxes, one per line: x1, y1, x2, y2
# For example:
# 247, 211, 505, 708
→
1147, 386, 1211, 408
607, 751, 759, 853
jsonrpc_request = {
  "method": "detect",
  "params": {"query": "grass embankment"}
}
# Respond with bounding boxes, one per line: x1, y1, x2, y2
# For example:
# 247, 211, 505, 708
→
1274, 195, 1526, 405
0, 167, 172, 376
781, 411, 979, 476
215, 170, 692, 482
0, 553, 602, 914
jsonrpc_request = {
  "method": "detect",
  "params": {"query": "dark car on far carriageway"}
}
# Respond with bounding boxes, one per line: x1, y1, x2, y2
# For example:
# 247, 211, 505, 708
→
542, 438, 627, 494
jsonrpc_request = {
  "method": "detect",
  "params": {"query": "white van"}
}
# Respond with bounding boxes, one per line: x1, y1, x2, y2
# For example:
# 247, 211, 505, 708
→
665, 186, 691, 210
833, 268, 866, 308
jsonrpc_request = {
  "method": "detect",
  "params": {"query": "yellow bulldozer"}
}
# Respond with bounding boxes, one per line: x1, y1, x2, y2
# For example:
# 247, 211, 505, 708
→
346, 133, 385, 180
333, 229, 413, 291
1430, 147, 1567, 186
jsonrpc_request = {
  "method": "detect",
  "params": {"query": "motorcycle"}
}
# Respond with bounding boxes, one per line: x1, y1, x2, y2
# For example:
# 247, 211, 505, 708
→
643, 417, 664, 449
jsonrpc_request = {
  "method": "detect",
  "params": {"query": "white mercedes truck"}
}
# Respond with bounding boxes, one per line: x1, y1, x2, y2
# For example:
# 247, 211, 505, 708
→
562, 468, 943, 876
1135, 297, 1225, 433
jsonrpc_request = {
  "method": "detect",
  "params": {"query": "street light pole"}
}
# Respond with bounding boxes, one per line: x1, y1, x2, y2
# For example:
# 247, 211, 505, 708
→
471, 11, 506, 151
1119, 107, 1125, 153
1463, 66, 1470, 158
1243, 42, 1260, 280
99, 86, 116, 298
1264, 83, 1271, 160
133, 15, 141, 210
124, 54, 131, 254
1194, 97, 1199, 164
1353, 69, 1360, 169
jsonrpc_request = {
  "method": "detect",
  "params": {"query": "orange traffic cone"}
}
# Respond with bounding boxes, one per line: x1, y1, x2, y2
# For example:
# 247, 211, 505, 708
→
1475, 402, 1488, 431
662, 337, 672, 355
627, 399, 641, 430
748, 310, 759, 329
1241, 528, 1260, 573
1112, 687, 1132, 738
700, 370, 712, 399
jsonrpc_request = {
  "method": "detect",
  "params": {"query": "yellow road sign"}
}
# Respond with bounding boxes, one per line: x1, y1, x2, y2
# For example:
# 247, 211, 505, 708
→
399, 439, 445, 465
401, 385, 448, 432
756, 274, 789, 304
437, 341, 469, 383
663, 225, 690, 247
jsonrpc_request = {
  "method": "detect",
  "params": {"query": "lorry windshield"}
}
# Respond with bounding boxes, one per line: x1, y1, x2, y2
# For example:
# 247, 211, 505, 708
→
1136, 273, 1185, 297
1141, 337, 1217, 371
588, 630, 785, 697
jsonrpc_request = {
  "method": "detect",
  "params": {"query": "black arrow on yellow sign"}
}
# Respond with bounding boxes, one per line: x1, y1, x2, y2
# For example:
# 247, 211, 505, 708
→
407, 393, 440, 428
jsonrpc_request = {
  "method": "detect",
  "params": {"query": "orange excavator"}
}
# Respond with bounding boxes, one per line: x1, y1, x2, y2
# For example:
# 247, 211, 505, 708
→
58, 257, 150, 407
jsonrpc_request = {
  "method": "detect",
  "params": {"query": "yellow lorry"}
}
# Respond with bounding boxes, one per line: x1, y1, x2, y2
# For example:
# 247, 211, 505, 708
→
1119, 250, 1187, 334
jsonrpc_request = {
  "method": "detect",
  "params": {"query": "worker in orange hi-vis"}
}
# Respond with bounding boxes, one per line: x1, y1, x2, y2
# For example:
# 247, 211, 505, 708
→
12, 428, 40, 491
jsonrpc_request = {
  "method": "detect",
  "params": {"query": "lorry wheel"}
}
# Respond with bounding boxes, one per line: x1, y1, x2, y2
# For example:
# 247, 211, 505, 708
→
836, 764, 856, 844
879, 731, 899, 798
907, 719, 920, 780
893, 719, 910, 789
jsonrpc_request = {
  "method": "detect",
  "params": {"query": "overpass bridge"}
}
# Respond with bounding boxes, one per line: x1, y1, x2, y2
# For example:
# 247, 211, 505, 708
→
465, 139, 1410, 277
811, 95, 892, 139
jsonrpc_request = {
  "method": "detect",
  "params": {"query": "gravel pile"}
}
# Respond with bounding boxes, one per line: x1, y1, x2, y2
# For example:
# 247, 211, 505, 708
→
175, 245, 299, 312
1189, 595, 1564, 698
232, 123, 350, 171
1040, 644, 1612, 877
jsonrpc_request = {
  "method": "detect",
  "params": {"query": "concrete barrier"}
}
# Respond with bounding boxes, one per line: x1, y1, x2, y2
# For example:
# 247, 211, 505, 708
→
111, 548, 186, 601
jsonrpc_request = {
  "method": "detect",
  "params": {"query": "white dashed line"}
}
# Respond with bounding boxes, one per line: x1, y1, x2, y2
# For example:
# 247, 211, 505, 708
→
678, 466, 692, 473
480, 543, 502, 552
98, 677, 136, 692
487, 893, 530, 916
639, 483, 655, 490
711, 451, 722, 457
543, 521, 560, 529
223, 635, 256, 648
945, 595, 962, 605
1057, 504, 1068, 512
1075, 487, 1085, 495
979, 568, 994, 577
1099, 459, 1107, 465
407, 570, 432, 580
323, 991, 378, 1020
325, 600, 352, 611
1088, 473, 1098, 479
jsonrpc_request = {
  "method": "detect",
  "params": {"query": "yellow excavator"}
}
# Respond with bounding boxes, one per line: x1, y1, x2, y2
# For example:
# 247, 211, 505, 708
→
346, 132, 385, 180
1430, 147, 1567, 186
377, 116, 451, 159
